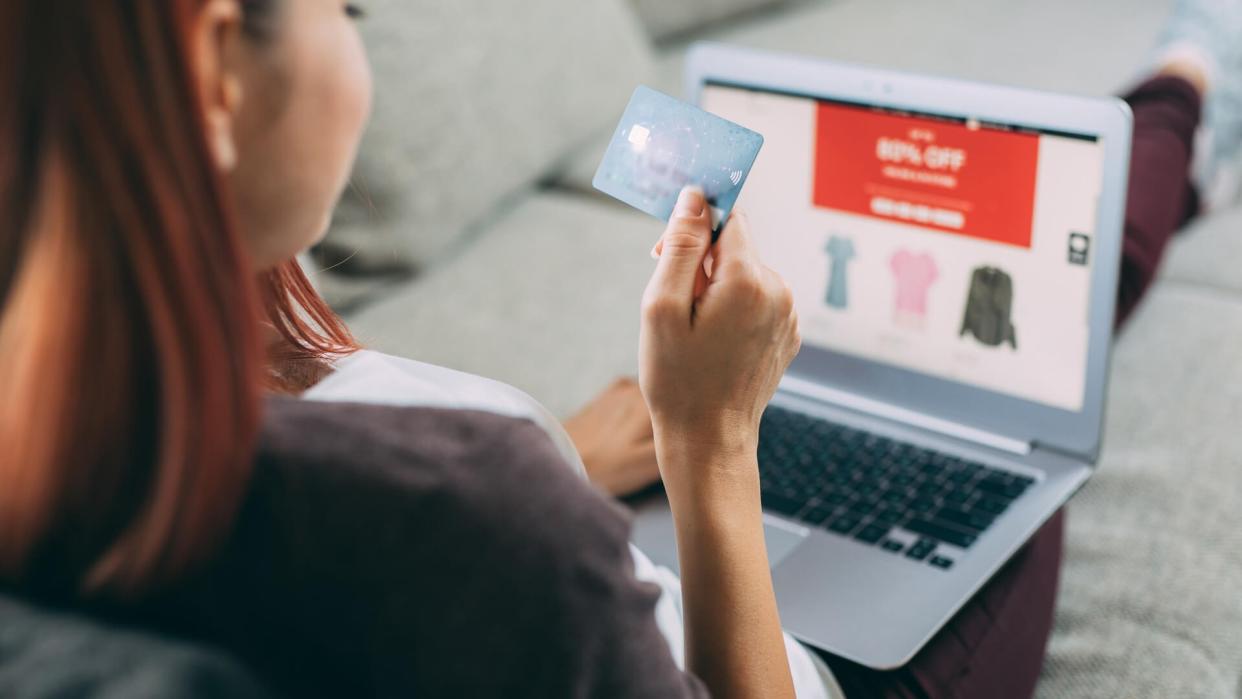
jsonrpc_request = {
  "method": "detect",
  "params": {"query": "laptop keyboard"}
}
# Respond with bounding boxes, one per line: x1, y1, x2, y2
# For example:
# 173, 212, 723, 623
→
758, 406, 1036, 571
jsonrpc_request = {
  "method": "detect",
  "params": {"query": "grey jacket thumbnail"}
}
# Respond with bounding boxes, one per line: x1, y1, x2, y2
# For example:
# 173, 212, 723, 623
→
960, 266, 1018, 349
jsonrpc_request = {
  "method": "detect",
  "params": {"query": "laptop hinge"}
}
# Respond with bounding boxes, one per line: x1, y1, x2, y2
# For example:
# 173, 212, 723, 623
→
1029, 440, 1096, 465
779, 375, 1034, 457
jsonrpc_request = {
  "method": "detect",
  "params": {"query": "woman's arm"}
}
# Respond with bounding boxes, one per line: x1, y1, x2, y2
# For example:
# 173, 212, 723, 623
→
658, 435, 795, 699
640, 187, 802, 699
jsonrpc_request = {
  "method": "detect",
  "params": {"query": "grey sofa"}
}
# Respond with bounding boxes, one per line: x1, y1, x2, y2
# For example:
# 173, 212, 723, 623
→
321, 0, 1242, 697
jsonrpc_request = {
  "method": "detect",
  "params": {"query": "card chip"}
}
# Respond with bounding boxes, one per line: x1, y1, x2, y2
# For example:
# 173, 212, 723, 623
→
628, 124, 651, 148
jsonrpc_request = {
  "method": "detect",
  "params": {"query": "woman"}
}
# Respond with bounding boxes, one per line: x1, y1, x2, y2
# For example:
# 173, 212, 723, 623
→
0, 0, 808, 696
0, 1, 1231, 698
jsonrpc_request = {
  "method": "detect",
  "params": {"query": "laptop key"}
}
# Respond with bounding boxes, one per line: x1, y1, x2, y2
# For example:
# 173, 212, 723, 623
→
942, 488, 970, 504
881, 539, 905, 553
855, 524, 890, 545
801, 505, 835, 526
947, 469, 974, 484
934, 506, 995, 533
823, 491, 849, 506
929, 556, 955, 570
974, 496, 1010, 515
906, 538, 937, 561
975, 477, 1029, 500
909, 497, 936, 514
856, 492, 883, 508
828, 516, 862, 535
904, 518, 978, 548
875, 508, 903, 525
881, 489, 908, 504
761, 491, 804, 517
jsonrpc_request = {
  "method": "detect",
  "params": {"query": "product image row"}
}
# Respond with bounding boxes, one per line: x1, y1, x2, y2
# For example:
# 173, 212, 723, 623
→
824, 234, 1018, 349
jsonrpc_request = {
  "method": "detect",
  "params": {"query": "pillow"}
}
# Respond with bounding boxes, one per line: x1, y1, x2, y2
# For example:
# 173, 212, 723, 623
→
627, 0, 793, 41
321, 0, 654, 275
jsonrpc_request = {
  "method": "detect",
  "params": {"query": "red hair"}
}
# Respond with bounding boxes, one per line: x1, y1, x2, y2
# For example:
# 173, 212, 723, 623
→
0, 1, 356, 597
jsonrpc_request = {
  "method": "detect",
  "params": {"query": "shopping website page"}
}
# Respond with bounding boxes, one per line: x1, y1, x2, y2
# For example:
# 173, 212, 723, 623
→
701, 85, 1105, 411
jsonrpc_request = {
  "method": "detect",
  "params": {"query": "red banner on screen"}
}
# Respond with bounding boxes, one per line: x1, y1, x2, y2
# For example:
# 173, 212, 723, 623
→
813, 103, 1040, 249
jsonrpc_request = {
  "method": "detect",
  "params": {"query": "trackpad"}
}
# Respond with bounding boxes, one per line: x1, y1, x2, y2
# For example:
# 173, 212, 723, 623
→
631, 497, 807, 573
763, 516, 808, 568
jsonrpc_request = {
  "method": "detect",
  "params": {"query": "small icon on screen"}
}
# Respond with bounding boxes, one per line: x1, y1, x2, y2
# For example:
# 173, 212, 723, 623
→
1068, 232, 1090, 266
729, 169, 744, 186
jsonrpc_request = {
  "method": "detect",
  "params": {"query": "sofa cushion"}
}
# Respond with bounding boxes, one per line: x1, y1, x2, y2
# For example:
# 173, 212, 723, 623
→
1037, 282, 1242, 698
321, 0, 654, 277
0, 596, 268, 699
644, 0, 1166, 94
1162, 204, 1242, 294
628, 0, 794, 42
342, 191, 655, 418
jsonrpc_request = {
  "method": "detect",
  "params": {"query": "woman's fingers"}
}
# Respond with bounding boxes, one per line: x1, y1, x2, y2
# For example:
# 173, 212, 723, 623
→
650, 209, 751, 261
643, 187, 713, 319
711, 208, 760, 278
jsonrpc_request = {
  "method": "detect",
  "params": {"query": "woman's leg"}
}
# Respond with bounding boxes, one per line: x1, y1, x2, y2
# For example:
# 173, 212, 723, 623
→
813, 73, 1205, 699
1116, 74, 1203, 328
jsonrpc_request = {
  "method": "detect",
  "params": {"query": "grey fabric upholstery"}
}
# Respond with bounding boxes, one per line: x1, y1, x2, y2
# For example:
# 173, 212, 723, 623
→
1163, 204, 1242, 293
627, 0, 795, 41
1039, 282, 1242, 698
346, 192, 653, 419
0, 597, 269, 699
319, 0, 653, 285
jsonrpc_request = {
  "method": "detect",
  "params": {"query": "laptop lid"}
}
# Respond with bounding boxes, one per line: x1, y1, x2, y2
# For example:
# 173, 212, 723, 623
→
686, 43, 1133, 462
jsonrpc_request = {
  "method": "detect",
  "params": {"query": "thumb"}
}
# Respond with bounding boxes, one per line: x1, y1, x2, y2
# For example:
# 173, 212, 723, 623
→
645, 187, 712, 306
709, 207, 759, 278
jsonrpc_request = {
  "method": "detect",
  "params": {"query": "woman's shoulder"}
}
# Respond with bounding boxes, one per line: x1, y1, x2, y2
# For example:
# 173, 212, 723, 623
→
219, 397, 702, 697
302, 349, 589, 477
253, 396, 632, 563
161, 397, 677, 696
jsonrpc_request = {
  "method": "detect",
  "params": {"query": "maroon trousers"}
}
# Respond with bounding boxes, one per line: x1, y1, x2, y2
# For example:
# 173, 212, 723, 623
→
818, 75, 1203, 698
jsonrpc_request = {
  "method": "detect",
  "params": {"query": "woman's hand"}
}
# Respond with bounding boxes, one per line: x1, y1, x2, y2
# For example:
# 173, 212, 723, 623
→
563, 377, 661, 498
639, 187, 801, 493
637, 186, 800, 698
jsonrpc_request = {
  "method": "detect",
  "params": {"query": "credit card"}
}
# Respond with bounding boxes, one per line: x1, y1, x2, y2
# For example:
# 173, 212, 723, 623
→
593, 85, 764, 236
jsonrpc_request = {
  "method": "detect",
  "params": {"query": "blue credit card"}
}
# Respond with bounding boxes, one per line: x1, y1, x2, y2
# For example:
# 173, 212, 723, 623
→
593, 85, 764, 235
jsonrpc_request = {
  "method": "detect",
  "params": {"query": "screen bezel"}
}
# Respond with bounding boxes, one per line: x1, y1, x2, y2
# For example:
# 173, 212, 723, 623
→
686, 42, 1133, 461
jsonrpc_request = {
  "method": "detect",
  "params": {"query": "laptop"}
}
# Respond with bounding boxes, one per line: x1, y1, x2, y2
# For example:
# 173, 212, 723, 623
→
630, 43, 1134, 670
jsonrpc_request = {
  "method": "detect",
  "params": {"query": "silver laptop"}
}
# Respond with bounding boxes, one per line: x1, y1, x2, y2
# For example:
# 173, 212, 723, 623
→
630, 43, 1133, 670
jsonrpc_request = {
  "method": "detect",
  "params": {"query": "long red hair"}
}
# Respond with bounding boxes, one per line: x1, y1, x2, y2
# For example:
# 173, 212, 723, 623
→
0, 1, 357, 597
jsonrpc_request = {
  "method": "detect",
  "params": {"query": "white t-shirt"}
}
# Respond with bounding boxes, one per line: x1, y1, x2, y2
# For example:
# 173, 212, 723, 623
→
305, 350, 845, 699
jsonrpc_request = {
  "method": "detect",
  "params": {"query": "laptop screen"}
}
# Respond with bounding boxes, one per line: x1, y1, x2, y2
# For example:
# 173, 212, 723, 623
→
702, 83, 1106, 412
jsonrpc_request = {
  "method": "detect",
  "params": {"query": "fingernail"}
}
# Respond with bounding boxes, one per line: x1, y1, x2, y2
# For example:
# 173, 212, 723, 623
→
673, 186, 705, 217
650, 242, 661, 259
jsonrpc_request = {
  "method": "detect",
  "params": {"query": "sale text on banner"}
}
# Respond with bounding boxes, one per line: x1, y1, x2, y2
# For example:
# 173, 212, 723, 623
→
813, 103, 1040, 249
